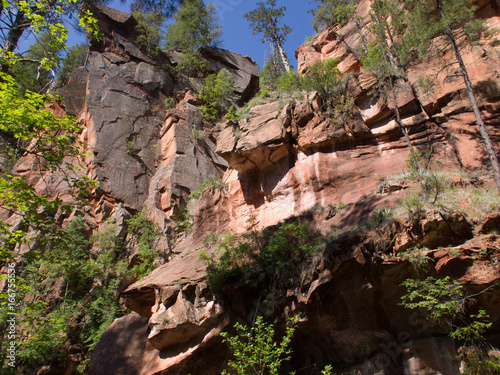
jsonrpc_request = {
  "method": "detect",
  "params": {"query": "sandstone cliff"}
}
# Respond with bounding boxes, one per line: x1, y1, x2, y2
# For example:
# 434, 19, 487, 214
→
3, 2, 500, 374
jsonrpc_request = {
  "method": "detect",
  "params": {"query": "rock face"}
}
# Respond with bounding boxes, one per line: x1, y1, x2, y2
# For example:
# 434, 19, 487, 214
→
59, 5, 253, 226
115, 1, 500, 374
8, 2, 500, 375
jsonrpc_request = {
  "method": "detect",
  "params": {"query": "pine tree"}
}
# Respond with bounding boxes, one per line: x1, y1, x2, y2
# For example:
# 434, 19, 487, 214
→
362, 0, 413, 149
11, 32, 61, 94
309, 0, 358, 32
404, 0, 500, 190
165, 0, 222, 53
244, 0, 292, 72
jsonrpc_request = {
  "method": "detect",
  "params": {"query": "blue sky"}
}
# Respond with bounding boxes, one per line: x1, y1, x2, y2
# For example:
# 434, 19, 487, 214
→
107, 0, 317, 69
18, 0, 317, 70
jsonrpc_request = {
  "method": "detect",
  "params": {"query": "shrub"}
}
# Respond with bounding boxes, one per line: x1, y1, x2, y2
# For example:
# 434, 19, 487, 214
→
189, 177, 227, 200
400, 276, 492, 341
175, 51, 212, 77
126, 209, 160, 278
221, 316, 296, 375
204, 222, 320, 292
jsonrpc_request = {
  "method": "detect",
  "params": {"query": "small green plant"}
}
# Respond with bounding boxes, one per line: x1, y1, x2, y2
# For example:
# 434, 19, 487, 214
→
189, 177, 227, 200
225, 105, 240, 121
416, 76, 434, 95
175, 207, 194, 233
400, 246, 432, 272
191, 128, 205, 140
164, 97, 175, 109
371, 207, 393, 227
221, 316, 297, 375
126, 140, 137, 154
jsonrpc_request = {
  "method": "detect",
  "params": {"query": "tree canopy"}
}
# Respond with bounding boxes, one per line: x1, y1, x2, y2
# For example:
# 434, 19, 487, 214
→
244, 0, 291, 72
165, 0, 222, 53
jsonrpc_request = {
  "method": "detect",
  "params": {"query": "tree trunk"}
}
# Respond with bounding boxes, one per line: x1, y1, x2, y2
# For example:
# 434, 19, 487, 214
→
3, 10, 28, 53
446, 31, 500, 190
388, 75, 412, 149
274, 39, 291, 72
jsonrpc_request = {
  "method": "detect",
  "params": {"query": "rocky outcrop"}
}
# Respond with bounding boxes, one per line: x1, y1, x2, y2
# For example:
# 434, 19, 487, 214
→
118, 208, 500, 375
8, 2, 500, 375
111, 1, 500, 374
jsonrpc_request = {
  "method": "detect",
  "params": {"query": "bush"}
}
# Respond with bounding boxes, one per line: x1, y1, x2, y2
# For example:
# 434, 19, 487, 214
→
175, 51, 211, 77
309, 0, 358, 32
126, 209, 160, 278
221, 316, 296, 375
400, 276, 492, 340
204, 223, 320, 292
188, 177, 226, 200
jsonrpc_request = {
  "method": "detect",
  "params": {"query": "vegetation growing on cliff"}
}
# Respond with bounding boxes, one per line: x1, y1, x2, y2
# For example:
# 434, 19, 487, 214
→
309, 0, 359, 32
401, 276, 500, 373
201, 222, 321, 301
244, 0, 292, 73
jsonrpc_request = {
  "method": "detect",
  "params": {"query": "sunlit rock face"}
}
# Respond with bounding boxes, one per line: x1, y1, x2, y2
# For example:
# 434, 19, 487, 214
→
47, 2, 500, 375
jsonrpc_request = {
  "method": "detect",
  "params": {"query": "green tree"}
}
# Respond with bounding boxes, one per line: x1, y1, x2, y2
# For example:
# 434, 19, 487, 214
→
165, 0, 222, 53
309, 0, 358, 32
133, 10, 167, 57
11, 32, 61, 94
199, 68, 235, 122
55, 43, 89, 88
403, 0, 500, 190
0, 0, 101, 56
244, 0, 292, 72
0, 2, 99, 372
361, 0, 413, 149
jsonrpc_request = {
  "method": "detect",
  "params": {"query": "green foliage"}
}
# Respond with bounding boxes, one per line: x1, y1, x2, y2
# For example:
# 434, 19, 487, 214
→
225, 105, 240, 121
165, 0, 222, 53
399, 246, 432, 272
55, 43, 89, 89
175, 207, 194, 233
244, 0, 291, 71
126, 209, 160, 279
401, 276, 493, 342
189, 177, 227, 200
221, 316, 297, 375
0, 3, 102, 373
8, 218, 128, 372
371, 207, 393, 227
309, 0, 358, 32
400, 276, 465, 322
276, 69, 302, 94
133, 10, 166, 57
204, 223, 320, 292
260, 47, 288, 91
244, 0, 291, 47
403, 0, 487, 59
164, 97, 175, 109
11, 32, 60, 94
459, 346, 500, 375
199, 69, 236, 122
175, 51, 212, 77
301, 59, 355, 118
